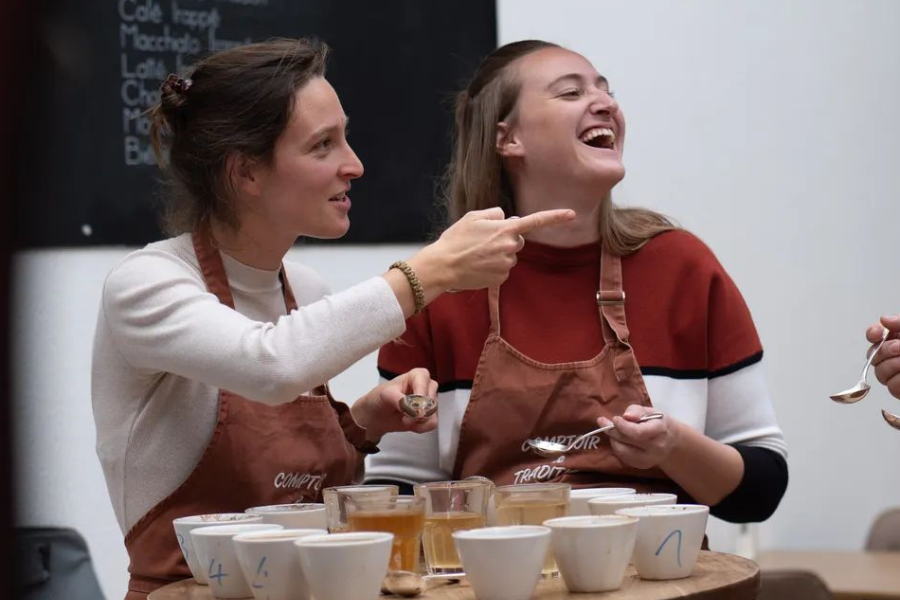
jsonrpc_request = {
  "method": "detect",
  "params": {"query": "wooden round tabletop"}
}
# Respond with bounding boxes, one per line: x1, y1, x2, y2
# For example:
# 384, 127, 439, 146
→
148, 550, 759, 600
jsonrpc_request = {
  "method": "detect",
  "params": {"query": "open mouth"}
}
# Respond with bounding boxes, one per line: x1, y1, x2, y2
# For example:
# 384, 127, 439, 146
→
579, 127, 616, 150
328, 193, 349, 202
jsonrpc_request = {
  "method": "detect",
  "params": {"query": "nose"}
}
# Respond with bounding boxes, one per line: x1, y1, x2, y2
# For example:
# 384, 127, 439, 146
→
589, 89, 619, 117
340, 143, 364, 179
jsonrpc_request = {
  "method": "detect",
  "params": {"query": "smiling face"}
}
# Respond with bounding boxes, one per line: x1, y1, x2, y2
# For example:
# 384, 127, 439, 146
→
498, 47, 625, 201
247, 77, 364, 240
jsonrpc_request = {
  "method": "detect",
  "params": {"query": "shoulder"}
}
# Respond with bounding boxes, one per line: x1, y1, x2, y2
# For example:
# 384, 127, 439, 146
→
103, 234, 202, 298
629, 229, 724, 274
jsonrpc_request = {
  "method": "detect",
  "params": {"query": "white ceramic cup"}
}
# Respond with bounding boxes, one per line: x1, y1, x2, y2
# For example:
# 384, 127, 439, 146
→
616, 504, 710, 580
568, 487, 636, 516
587, 492, 678, 516
173, 513, 264, 585
453, 526, 551, 600
233, 528, 326, 600
294, 532, 394, 600
543, 515, 638, 592
245, 503, 328, 530
190, 523, 282, 598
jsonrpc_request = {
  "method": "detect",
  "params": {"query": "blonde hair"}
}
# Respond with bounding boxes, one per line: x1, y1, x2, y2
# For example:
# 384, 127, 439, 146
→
442, 40, 677, 255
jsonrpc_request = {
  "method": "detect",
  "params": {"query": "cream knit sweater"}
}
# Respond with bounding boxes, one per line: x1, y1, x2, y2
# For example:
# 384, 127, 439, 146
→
92, 233, 405, 533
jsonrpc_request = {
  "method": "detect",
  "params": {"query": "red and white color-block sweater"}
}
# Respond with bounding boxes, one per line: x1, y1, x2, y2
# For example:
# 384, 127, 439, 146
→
368, 230, 788, 523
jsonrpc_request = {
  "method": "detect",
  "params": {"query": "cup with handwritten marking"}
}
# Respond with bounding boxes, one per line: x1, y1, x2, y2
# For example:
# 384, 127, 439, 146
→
493, 483, 570, 577
543, 515, 638, 592
190, 523, 282, 598
453, 525, 551, 600
414, 479, 491, 575
233, 528, 326, 600
616, 504, 709, 580
246, 503, 328, 530
295, 532, 394, 600
322, 484, 398, 533
173, 513, 264, 585
568, 487, 635, 516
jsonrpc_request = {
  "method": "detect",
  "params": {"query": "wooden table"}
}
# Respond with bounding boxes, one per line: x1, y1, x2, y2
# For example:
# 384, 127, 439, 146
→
757, 550, 900, 600
148, 551, 759, 599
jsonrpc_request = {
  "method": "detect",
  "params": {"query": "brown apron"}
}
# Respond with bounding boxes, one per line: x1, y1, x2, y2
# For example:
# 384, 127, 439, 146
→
123, 229, 372, 599
453, 247, 690, 499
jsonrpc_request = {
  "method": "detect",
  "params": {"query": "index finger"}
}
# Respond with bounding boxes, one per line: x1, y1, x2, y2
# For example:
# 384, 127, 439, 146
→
866, 324, 885, 344
880, 314, 900, 334
506, 209, 576, 234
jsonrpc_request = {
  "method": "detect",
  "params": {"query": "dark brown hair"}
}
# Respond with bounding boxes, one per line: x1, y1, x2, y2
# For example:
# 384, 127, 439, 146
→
148, 38, 329, 235
443, 40, 677, 255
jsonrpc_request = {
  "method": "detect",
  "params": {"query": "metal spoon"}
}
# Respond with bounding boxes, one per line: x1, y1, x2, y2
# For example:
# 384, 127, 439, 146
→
882, 409, 900, 431
399, 394, 437, 420
381, 571, 460, 597
526, 412, 664, 457
830, 328, 889, 404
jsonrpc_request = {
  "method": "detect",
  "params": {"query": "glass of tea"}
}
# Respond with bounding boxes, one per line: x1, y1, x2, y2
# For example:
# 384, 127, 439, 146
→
493, 483, 571, 577
321, 484, 399, 533
345, 495, 426, 573
414, 480, 492, 575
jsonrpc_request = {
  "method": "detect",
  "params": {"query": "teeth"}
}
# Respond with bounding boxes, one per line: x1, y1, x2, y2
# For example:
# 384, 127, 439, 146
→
579, 127, 615, 144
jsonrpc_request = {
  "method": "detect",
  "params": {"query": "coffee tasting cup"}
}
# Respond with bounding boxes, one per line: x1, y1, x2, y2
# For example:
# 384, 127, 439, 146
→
294, 531, 394, 600
245, 503, 328, 530
190, 523, 282, 598
616, 504, 709, 580
453, 525, 551, 600
543, 515, 638, 592
172, 513, 264, 585
233, 528, 326, 600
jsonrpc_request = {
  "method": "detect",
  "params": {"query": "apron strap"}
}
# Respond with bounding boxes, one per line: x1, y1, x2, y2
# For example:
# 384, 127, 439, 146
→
192, 223, 236, 309
598, 249, 635, 381
487, 286, 501, 336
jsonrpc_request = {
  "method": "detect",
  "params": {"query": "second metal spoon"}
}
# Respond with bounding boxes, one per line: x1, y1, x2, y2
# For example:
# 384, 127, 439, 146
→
527, 412, 664, 457
830, 328, 889, 404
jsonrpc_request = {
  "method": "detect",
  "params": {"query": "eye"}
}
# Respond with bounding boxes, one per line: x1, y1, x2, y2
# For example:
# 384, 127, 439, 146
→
558, 88, 583, 99
314, 137, 333, 151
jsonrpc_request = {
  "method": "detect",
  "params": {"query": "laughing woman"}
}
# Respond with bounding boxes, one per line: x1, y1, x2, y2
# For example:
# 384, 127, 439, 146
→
367, 40, 789, 524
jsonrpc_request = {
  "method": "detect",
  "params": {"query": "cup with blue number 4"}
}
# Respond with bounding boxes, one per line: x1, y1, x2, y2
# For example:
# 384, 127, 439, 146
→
173, 513, 265, 585
190, 523, 282, 598
233, 528, 327, 600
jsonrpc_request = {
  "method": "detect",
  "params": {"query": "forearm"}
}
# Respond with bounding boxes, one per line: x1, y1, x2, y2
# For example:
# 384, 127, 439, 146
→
659, 421, 744, 506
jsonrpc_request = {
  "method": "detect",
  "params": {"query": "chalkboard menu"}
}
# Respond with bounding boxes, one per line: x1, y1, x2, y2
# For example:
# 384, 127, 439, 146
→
19, 0, 496, 247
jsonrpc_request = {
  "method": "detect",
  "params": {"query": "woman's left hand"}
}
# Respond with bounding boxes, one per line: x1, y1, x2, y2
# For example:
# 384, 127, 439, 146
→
598, 405, 681, 470
352, 368, 439, 442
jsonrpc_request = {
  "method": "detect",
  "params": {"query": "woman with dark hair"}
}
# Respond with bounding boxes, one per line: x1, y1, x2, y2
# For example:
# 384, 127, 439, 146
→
92, 38, 573, 599
369, 40, 789, 525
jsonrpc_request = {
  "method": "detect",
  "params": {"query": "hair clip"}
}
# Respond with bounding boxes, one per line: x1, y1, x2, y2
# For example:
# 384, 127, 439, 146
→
161, 73, 193, 95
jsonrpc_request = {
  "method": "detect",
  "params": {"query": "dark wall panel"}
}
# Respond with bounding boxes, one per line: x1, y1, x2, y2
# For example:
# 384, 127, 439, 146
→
20, 0, 496, 247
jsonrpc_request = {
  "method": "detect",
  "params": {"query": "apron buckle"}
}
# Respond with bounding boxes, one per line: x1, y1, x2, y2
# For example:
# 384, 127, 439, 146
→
596, 290, 626, 306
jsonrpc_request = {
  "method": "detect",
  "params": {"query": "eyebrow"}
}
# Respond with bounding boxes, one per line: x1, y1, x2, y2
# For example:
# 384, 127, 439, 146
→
307, 115, 350, 141
546, 73, 609, 90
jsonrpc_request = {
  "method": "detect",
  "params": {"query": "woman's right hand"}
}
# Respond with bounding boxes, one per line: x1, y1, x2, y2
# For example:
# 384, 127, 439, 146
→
415, 207, 575, 289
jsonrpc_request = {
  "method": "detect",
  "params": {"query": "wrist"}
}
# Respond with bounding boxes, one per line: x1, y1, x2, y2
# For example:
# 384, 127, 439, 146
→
406, 247, 453, 301
350, 394, 384, 444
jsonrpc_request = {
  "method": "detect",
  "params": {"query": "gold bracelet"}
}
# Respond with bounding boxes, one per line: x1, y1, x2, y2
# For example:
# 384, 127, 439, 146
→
390, 260, 425, 315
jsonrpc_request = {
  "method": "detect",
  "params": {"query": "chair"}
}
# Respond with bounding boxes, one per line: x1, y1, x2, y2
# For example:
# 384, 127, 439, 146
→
14, 527, 106, 600
758, 569, 833, 600
865, 506, 900, 551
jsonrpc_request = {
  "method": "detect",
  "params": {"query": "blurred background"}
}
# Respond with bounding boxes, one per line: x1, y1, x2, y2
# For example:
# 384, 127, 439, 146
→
8, 0, 900, 598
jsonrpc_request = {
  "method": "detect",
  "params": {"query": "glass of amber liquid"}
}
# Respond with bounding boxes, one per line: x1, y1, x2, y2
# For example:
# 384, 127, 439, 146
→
322, 484, 399, 533
414, 480, 491, 575
346, 495, 426, 572
493, 483, 570, 577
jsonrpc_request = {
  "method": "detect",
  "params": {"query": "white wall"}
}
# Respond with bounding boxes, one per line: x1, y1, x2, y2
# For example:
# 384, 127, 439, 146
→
13, 1, 900, 597
498, 0, 900, 549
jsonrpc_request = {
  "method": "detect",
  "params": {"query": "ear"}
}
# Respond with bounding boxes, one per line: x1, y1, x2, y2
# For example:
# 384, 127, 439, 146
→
496, 121, 524, 158
226, 151, 265, 198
